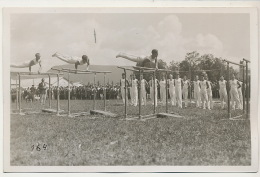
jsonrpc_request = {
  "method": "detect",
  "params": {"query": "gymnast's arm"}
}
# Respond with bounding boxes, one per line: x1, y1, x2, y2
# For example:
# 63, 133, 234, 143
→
75, 61, 80, 69
29, 60, 34, 72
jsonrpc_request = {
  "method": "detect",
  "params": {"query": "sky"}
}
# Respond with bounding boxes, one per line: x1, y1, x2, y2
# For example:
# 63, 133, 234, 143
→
10, 13, 250, 72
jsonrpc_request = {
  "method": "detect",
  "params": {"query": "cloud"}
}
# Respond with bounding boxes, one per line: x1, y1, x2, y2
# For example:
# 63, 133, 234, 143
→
184, 33, 224, 58
99, 15, 184, 64
10, 14, 230, 72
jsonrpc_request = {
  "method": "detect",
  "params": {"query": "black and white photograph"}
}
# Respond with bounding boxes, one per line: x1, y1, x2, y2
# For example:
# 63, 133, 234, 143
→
3, 7, 259, 173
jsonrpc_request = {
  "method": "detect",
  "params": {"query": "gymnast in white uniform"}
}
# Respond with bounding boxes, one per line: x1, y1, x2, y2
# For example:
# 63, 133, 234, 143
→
193, 75, 201, 108
218, 76, 228, 109
168, 74, 176, 106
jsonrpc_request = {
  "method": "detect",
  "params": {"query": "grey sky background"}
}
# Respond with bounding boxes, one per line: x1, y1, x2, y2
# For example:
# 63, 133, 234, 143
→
10, 13, 250, 72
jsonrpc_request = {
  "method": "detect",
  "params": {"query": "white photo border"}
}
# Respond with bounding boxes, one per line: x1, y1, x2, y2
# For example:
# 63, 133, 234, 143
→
2, 6, 259, 173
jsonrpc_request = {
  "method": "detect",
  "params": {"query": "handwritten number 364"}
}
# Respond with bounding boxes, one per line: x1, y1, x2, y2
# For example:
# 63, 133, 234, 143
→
31, 144, 47, 151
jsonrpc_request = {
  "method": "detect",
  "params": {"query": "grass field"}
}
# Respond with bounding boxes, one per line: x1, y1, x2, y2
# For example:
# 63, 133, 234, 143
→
10, 99, 251, 166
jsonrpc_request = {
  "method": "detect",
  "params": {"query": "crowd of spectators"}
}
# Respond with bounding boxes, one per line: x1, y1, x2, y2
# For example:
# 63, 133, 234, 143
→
10, 80, 222, 103
11, 83, 121, 102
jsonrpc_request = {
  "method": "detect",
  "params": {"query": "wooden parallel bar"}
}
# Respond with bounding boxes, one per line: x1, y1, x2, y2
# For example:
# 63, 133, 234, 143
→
68, 71, 71, 115
104, 73, 106, 111
48, 74, 51, 109
124, 69, 127, 119
132, 66, 156, 70
16, 74, 18, 110
246, 62, 249, 118
227, 63, 231, 118
243, 58, 250, 63
242, 63, 245, 113
117, 66, 138, 72
69, 72, 94, 75
52, 67, 111, 74
11, 71, 63, 76
139, 69, 141, 119
57, 73, 60, 115
223, 59, 244, 67
18, 73, 21, 114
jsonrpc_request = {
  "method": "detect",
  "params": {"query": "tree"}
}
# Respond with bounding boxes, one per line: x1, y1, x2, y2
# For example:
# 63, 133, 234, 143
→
179, 51, 201, 79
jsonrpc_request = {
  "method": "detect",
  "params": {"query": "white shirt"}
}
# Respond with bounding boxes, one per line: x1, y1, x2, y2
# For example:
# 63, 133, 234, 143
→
160, 80, 166, 89
193, 80, 200, 92
219, 80, 227, 91
175, 78, 182, 88
132, 79, 138, 89
230, 79, 239, 91
150, 79, 158, 90
141, 79, 146, 90
168, 79, 175, 89
120, 79, 127, 88
183, 80, 189, 90
200, 80, 208, 92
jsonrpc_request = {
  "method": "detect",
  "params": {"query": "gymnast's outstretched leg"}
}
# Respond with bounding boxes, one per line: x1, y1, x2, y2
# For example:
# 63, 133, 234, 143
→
10, 61, 31, 68
116, 53, 145, 63
52, 52, 81, 64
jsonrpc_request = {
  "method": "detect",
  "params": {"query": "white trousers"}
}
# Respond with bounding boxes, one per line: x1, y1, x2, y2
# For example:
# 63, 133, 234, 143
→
121, 87, 128, 105
150, 87, 157, 107
200, 90, 209, 109
230, 89, 242, 110
40, 93, 46, 105
141, 88, 146, 105
132, 87, 138, 106
194, 89, 201, 107
182, 88, 188, 107
175, 87, 182, 108
130, 87, 133, 105
238, 89, 243, 109
219, 89, 227, 109
160, 87, 166, 105
207, 90, 213, 109
169, 87, 176, 106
